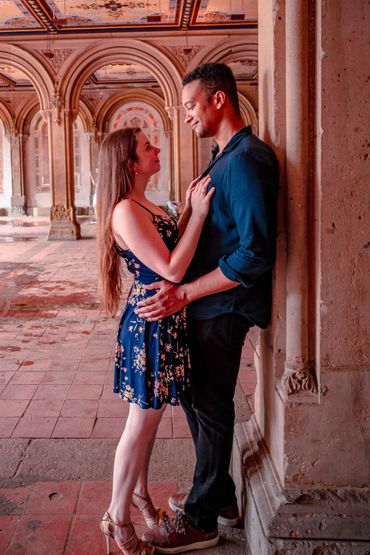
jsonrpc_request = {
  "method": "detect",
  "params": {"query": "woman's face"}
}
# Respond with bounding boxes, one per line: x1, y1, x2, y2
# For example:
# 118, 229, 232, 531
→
133, 131, 160, 178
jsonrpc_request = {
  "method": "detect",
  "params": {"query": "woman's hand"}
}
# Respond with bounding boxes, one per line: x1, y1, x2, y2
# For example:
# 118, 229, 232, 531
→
190, 175, 215, 219
185, 177, 199, 210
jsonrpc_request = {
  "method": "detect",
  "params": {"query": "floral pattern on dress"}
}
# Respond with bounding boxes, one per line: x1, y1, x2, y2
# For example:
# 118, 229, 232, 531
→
113, 213, 191, 409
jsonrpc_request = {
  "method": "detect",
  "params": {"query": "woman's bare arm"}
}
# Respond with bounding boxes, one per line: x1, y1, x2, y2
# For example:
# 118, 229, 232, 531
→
112, 176, 214, 283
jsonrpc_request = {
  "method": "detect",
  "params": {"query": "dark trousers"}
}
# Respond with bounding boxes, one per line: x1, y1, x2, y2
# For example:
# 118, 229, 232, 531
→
181, 313, 252, 532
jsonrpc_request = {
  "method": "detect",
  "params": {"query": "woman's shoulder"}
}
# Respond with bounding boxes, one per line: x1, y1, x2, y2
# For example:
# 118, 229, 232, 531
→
114, 198, 142, 216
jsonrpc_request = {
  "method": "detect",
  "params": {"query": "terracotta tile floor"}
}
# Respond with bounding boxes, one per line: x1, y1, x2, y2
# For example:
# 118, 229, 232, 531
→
0, 479, 178, 554
0, 216, 256, 440
0, 217, 255, 553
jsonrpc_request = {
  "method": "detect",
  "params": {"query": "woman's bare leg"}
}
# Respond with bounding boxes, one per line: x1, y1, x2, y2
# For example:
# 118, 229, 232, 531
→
107, 402, 166, 525
134, 433, 156, 498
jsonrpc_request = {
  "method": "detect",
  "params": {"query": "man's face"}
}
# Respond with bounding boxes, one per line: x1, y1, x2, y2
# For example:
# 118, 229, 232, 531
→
182, 80, 219, 138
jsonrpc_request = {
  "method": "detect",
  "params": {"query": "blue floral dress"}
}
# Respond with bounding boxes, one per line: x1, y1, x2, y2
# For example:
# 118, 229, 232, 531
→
113, 203, 191, 409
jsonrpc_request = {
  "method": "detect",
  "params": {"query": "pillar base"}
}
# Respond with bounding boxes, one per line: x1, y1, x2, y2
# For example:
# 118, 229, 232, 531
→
47, 219, 81, 240
233, 418, 370, 554
47, 205, 81, 240
10, 195, 26, 216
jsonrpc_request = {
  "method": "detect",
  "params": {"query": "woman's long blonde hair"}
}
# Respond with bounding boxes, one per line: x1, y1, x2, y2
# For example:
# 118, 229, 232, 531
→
96, 127, 141, 317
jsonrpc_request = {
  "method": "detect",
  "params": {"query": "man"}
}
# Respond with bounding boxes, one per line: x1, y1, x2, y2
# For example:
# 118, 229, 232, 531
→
138, 63, 278, 553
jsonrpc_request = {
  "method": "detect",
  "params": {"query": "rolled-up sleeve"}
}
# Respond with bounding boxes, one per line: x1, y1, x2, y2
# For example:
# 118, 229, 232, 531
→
219, 152, 277, 287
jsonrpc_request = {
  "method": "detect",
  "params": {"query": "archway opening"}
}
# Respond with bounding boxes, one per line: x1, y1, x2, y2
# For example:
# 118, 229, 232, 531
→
79, 61, 172, 208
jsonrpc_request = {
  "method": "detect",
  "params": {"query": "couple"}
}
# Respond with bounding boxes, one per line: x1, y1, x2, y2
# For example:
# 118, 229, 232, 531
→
96, 63, 278, 554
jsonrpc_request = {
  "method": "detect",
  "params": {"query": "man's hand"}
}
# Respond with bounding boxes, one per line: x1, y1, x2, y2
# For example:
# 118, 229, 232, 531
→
135, 280, 188, 321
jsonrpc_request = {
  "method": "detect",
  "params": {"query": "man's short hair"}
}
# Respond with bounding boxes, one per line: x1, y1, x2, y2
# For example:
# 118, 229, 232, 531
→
182, 63, 240, 116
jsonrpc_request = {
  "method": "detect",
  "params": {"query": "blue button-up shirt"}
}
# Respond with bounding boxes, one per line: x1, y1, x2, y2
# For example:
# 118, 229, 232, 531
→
186, 126, 279, 328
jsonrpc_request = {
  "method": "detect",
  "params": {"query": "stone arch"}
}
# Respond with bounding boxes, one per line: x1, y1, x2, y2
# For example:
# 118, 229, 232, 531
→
0, 102, 15, 135
238, 93, 258, 133
96, 89, 171, 136
59, 39, 183, 198
188, 38, 258, 72
97, 91, 173, 204
78, 100, 94, 134
0, 45, 53, 111
59, 39, 181, 112
15, 98, 40, 136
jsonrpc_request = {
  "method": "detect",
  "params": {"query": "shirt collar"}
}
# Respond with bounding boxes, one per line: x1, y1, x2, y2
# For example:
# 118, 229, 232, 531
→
210, 125, 252, 162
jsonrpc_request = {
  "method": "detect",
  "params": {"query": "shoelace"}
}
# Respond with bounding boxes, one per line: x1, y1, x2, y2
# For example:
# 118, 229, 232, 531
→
161, 510, 187, 535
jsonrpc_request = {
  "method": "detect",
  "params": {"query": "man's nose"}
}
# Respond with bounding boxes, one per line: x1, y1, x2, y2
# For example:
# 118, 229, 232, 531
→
184, 112, 192, 124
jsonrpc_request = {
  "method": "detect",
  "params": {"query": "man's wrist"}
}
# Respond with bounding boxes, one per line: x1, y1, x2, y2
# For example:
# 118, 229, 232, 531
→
181, 281, 196, 304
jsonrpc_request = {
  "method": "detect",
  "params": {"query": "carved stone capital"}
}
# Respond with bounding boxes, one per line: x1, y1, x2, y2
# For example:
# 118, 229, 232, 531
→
165, 105, 180, 121
281, 361, 317, 396
50, 204, 74, 223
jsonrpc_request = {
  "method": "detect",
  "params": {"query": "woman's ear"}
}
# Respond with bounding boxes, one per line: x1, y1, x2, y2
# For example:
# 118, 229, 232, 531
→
127, 160, 136, 173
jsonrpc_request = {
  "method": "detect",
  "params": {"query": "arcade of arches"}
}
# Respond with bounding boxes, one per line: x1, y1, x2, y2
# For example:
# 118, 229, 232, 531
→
0, 35, 258, 237
0, 0, 369, 553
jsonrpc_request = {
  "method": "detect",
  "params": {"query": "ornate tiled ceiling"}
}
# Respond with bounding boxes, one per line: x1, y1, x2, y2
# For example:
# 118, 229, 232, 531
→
0, 0, 257, 35
0, 65, 31, 87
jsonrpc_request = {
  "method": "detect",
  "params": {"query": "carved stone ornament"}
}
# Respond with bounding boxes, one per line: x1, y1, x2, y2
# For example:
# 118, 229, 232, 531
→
165, 105, 180, 121
282, 362, 317, 395
169, 45, 204, 70
50, 205, 74, 223
50, 89, 64, 124
41, 48, 74, 73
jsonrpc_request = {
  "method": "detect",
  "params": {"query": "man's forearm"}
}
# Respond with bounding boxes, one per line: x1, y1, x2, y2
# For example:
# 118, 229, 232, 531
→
182, 267, 239, 304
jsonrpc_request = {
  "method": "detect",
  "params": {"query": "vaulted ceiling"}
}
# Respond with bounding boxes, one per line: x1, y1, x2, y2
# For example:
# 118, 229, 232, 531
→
0, 1, 258, 115
0, 0, 257, 35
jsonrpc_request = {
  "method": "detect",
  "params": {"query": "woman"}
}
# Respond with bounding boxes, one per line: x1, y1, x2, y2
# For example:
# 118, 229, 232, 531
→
96, 127, 214, 555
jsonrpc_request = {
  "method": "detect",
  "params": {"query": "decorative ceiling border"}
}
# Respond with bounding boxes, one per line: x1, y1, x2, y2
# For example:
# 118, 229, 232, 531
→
0, 0, 257, 36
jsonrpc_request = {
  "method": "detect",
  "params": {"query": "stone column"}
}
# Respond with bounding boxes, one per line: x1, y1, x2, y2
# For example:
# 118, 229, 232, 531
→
8, 133, 26, 216
165, 105, 181, 201
232, 0, 370, 552
43, 91, 80, 240
280, 0, 317, 399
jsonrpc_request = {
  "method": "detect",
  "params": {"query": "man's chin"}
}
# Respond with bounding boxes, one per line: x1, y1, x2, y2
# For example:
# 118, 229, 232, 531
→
195, 128, 209, 138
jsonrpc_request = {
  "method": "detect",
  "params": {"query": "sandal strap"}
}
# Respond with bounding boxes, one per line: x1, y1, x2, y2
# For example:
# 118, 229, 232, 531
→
101, 512, 145, 553
132, 492, 154, 512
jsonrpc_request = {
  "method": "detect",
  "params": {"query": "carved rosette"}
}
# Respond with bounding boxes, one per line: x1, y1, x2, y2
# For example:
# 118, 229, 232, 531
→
282, 362, 317, 396
50, 205, 74, 223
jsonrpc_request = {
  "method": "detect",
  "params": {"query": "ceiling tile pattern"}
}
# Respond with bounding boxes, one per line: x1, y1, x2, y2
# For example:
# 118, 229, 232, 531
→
0, 0, 257, 34
0, 1, 41, 30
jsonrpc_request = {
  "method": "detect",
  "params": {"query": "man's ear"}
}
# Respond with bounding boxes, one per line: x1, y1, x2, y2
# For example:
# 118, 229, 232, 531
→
214, 90, 226, 110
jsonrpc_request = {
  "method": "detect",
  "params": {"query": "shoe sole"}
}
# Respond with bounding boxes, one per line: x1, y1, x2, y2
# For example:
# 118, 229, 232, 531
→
168, 499, 239, 528
154, 535, 219, 554
217, 515, 239, 527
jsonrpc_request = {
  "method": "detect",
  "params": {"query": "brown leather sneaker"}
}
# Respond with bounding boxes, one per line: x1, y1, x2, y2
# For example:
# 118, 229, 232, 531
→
142, 511, 219, 554
168, 492, 239, 527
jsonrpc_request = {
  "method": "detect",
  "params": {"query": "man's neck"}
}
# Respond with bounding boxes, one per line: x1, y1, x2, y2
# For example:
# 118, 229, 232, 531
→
213, 116, 245, 153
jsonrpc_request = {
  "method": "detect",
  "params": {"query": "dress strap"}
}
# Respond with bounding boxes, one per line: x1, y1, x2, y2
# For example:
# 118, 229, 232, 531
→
128, 198, 156, 216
